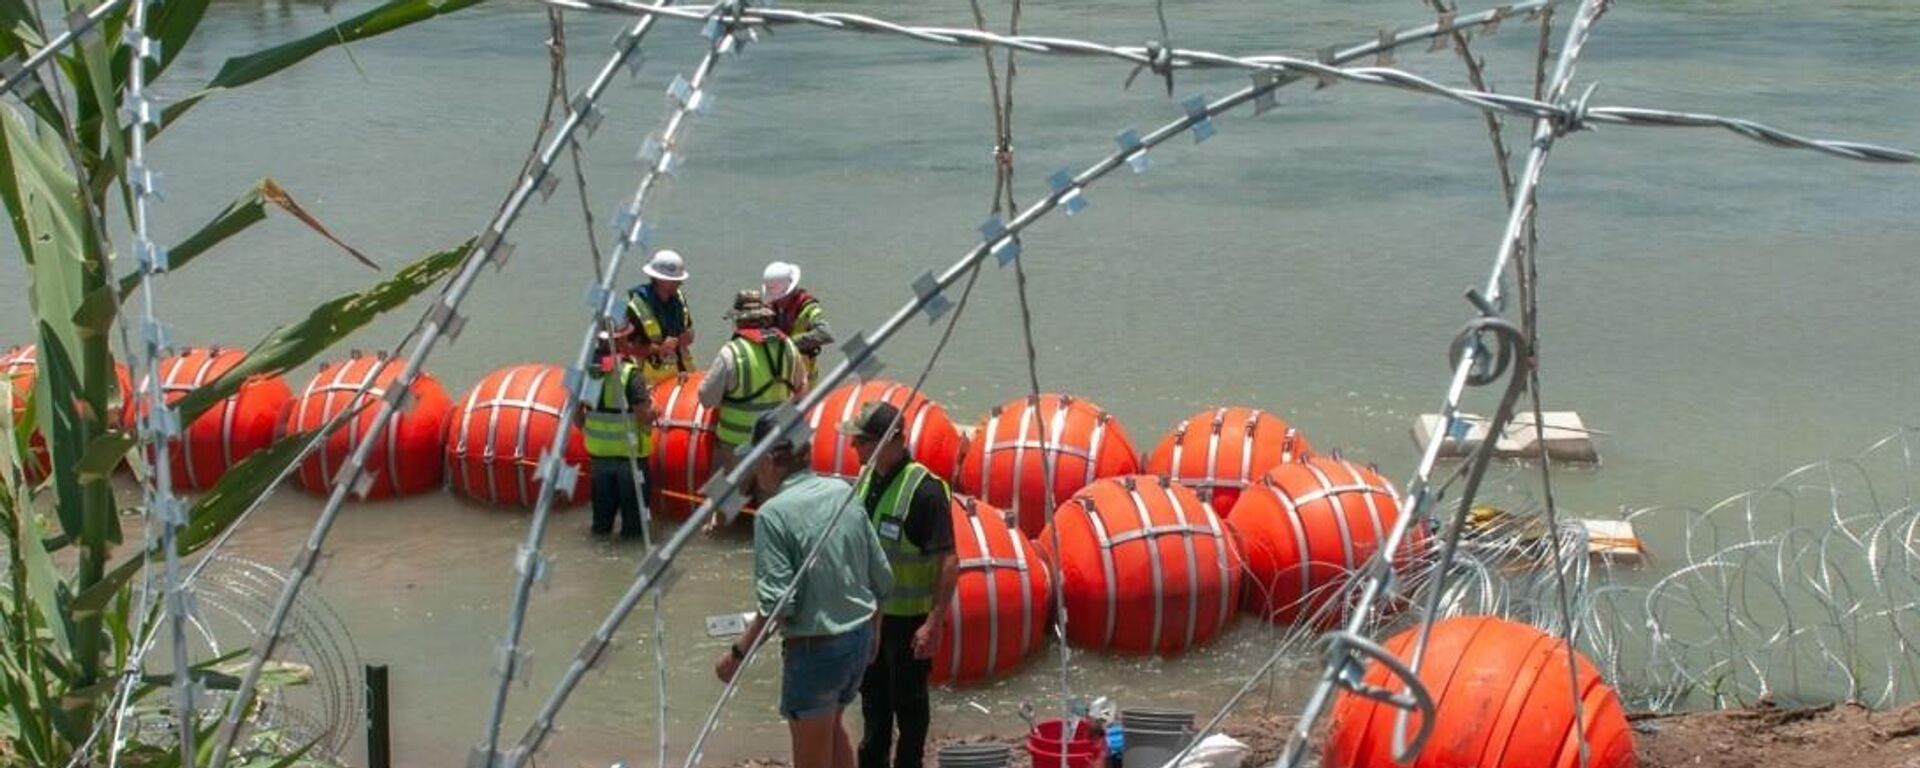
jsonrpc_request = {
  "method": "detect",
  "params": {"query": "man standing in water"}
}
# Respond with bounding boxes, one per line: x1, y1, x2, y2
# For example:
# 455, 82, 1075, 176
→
581, 319, 654, 539
716, 414, 893, 768
698, 290, 808, 471
626, 249, 697, 385
762, 260, 835, 386
846, 402, 958, 768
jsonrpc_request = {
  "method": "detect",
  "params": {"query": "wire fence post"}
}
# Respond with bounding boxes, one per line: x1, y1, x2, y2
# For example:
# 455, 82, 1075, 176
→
366, 664, 393, 768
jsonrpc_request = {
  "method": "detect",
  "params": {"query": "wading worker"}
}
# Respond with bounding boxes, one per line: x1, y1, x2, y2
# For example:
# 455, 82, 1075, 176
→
581, 320, 653, 539
626, 249, 696, 385
846, 402, 958, 768
762, 260, 834, 385
699, 290, 808, 473
715, 414, 894, 768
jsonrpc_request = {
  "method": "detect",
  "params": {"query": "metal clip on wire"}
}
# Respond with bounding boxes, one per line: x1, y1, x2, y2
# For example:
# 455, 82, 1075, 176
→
1124, 40, 1175, 97
1553, 82, 1600, 138
1449, 312, 1517, 387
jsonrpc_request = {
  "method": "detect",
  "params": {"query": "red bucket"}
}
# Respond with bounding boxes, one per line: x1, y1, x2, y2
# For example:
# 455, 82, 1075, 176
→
1027, 719, 1108, 768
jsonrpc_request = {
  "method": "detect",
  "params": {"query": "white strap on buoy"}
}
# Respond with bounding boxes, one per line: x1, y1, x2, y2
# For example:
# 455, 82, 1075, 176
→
951, 497, 1041, 680
476, 367, 517, 501
980, 406, 1005, 524
1082, 405, 1109, 495
312, 358, 393, 495
1202, 408, 1226, 499
1080, 493, 1122, 648
1158, 479, 1203, 650
1236, 409, 1263, 490
452, 369, 487, 496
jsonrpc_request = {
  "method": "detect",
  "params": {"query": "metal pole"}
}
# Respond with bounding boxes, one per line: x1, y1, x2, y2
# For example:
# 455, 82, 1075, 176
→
365, 665, 392, 768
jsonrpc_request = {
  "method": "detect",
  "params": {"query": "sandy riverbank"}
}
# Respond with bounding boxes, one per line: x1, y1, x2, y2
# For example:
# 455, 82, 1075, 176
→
719, 702, 1920, 768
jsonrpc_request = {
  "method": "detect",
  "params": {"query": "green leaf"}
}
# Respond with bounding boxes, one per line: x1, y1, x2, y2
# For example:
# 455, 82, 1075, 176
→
179, 429, 315, 552
115, 178, 380, 304
69, 552, 140, 615
0, 653, 56, 764
161, 0, 484, 129
73, 421, 321, 615
1, 372, 34, 487
170, 236, 469, 424
146, 0, 212, 84
0, 104, 114, 548
71, 22, 126, 179
2, 105, 89, 373
33, 330, 87, 543
16, 503, 74, 664
75, 430, 134, 482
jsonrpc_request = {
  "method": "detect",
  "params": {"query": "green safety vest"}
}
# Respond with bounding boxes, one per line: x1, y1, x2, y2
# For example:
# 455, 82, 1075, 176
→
583, 360, 651, 459
626, 289, 695, 386
775, 291, 828, 384
857, 462, 946, 617
715, 333, 795, 446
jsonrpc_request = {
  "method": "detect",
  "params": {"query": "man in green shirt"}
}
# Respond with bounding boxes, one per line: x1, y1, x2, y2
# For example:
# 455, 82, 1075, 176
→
715, 414, 893, 768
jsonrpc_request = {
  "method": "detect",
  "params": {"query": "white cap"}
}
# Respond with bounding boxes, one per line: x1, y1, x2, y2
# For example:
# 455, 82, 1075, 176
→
762, 261, 801, 301
643, 249, 689, 282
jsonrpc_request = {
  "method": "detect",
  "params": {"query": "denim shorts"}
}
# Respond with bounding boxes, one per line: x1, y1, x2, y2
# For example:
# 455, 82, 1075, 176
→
779, 621, 874, 721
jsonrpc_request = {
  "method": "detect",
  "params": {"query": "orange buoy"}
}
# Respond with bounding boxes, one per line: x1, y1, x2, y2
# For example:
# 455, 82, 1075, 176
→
1228, 457, 1421, 626
135, 347, 292, 490
806, 378, 964, 482
648, 371, 717, 520
5, 345, 134, 481
1326, 616, 1636, 768
285, 352, 452, 499
1038, 475, 1242, 656
958, 394, 1141, 538
1146, 407, 1312, 516
933, 495, 1051, 685
445, 364, 587, 507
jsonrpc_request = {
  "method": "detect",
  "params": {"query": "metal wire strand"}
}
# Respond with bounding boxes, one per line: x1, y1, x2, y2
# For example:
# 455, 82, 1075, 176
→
538, 0, 1918, 165
474, 2, 708, 764
500, 6, 1553, 763
202, 6, 670, 763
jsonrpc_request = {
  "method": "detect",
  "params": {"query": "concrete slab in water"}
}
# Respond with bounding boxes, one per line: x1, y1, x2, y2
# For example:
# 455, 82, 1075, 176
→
1412, 411, 1600, 464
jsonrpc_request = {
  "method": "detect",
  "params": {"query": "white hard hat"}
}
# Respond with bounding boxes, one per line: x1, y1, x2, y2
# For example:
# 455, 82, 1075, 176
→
761, 261, 800, 302
643, 249, 690, 282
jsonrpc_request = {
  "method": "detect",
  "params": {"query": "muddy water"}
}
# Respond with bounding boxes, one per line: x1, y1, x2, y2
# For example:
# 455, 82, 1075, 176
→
2, 0, 1918, 764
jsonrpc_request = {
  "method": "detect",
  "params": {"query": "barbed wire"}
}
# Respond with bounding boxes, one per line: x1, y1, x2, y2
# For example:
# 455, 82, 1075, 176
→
131, 0, 1920, 763
1276, 1, 1613, 765
117, 0, 204, 760
198, 2, 673, 762
1583, 429, 1920, 711
472, 1, 717, 763
0, 0, 124, 97
497, 4, 1557, 764
541, 0, 1918, 166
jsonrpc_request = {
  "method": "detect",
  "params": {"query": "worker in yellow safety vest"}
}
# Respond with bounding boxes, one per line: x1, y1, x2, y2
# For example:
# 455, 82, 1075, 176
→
626, 249, 697, 386
845, 401, 957, 768
582, 320, 655, 539
698, 290, 809, 474
762, 261, 834, 385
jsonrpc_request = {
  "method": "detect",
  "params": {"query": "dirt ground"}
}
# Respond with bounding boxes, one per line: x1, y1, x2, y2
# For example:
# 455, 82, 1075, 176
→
1631, 702, 1920, 768
721, 703, 1920, 768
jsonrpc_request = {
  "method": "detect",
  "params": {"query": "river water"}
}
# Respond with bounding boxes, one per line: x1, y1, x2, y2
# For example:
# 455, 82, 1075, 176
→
2, 0, 1918, 764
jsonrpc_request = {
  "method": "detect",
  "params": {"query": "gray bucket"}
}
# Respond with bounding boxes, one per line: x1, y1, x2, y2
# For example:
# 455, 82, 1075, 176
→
938, 743, 1012, 768
1119, 709, 1195, 768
